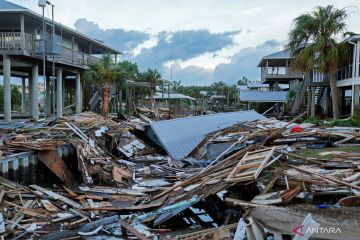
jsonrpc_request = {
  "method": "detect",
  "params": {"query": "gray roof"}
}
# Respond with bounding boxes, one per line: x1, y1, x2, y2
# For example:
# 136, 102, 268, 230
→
240, 91, 288, 103
343, 34, 360, 43
0, 0, 25, 9
247, 82, 269, 88
257, 49, 292, 67
0, 0, 120, 54
262, 49, 291, 60
149, 110, 266, 160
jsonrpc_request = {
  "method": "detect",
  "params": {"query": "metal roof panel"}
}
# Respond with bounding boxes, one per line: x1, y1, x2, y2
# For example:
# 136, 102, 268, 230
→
149, 110, 265, 160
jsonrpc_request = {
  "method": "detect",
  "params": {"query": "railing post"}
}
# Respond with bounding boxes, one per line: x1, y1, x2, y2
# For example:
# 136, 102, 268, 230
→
20, 14, 25, 50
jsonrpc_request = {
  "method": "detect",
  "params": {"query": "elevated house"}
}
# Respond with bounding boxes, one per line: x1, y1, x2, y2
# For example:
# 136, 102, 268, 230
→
0, 0, 120, 122
259, 36, 360, 117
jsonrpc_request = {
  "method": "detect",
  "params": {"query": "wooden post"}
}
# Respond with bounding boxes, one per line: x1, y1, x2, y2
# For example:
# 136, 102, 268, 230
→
311, 87, 316, 117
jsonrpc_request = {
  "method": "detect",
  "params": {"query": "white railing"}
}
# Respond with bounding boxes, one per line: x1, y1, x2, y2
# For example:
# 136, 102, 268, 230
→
0, 32, 21, 50
0, 32, 100, 67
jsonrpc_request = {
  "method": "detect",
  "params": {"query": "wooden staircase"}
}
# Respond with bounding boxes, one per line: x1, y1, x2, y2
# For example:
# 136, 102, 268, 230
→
290, 70, 329, 115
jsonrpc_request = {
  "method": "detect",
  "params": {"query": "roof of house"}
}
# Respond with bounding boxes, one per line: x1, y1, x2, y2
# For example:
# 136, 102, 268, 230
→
257, 49, 292, 67
343, 34, 360, 43
0, 0, 25, 9
153, 93, 196, 101
239, 91, 288, 103
210, 95, 226, 99
0, 0, 121, 54
148, 110, 266, 160
247, 82, 269, 88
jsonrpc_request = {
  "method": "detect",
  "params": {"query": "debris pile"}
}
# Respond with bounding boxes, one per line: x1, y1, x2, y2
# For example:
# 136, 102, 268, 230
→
1, 110, 360, 239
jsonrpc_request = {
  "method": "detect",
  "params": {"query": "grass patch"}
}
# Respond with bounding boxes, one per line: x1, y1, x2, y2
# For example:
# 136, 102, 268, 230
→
300, 113, 360, 127
296, 146, 360, 159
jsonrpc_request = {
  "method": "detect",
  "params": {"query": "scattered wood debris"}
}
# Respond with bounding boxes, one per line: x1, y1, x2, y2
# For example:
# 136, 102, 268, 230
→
1, 111, 360, 239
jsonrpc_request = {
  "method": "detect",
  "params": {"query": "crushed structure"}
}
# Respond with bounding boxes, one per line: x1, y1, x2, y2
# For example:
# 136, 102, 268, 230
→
0, 110, 360, 239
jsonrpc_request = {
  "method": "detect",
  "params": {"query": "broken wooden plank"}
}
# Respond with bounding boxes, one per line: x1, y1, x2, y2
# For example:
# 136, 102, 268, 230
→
37, 150, 74, 186
30, 185, 83, 209
40, 199, 59, 212
119, 219, 150, 240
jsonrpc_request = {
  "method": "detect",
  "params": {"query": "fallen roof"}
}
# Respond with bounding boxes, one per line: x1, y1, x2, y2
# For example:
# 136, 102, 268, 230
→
240, 91, 288, 103
148, 110, 266, 160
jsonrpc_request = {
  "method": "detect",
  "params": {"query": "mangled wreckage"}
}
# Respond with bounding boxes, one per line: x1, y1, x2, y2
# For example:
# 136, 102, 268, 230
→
0, 110, 360, 239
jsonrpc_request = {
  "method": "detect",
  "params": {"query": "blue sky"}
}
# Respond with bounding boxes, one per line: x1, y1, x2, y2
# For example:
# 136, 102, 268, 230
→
9, 0, 360, 85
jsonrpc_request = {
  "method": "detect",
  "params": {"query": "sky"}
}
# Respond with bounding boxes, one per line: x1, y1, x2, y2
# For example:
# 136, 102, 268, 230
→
8, 0, 360, 85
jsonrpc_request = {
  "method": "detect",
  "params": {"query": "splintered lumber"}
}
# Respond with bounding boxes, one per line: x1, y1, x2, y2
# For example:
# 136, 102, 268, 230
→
176, 223, 238, 240
152, 144, 256, 201
3, 200, 41, 218
37, 150, 74, 186
7, 200, 35, 230
40, 200, 59, 212
226, 147, 275, 182
30, 185, 83, 209
119, 219, 150, 240
289, 165, 360, 191
261, 112, 307, 145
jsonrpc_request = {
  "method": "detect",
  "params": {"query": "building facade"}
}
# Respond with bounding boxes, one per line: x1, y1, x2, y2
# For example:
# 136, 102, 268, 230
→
258, 37, 360, 117
0, 0, 120, 121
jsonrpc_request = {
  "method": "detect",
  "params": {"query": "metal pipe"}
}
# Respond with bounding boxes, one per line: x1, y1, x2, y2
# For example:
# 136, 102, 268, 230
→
349, 41, 357, 116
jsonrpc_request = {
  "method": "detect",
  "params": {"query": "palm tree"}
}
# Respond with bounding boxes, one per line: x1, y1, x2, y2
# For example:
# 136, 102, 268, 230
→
85, 54, 120, 116
143, 69, 162, 101
287, 5, 351, 119
116, 61, 139, 111
172, 80, 182, 92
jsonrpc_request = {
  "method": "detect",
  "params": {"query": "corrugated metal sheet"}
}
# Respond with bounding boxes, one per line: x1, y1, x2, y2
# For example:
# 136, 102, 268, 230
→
240, 91, 288, 102
148, 110, 265, 160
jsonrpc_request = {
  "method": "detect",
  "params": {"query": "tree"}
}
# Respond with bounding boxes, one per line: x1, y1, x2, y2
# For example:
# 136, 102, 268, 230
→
142, 69, 162, 101
116, 61, 139, 111
0, 85, 22, 112
85, 54, 120, 116
287, 5, 351, 119
172, 80, 182, 92
237, 76, 248, 86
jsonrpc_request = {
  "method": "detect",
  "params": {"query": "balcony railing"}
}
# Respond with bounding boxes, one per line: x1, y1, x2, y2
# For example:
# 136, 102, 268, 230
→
335, 64, 360, 81
0, 32, 99, 67
261, 67, 303, 79
312, 69, 329, 84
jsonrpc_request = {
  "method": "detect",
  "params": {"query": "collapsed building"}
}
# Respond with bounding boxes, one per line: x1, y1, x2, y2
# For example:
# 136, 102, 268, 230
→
0, 109, 360, 239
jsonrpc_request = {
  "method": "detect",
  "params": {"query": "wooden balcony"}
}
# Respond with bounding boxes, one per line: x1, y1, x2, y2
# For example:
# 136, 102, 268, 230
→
261, 67, 304, 83
0, 32, 100, 68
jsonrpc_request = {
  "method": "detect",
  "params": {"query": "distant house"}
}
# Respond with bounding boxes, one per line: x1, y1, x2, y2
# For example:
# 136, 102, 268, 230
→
258, 49, 304, 88
258, 37, 360, 117
153, 93, 196, 103
209, 95, 226, 105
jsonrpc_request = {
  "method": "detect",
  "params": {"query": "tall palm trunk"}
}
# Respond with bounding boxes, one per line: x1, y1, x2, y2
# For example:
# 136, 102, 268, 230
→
329, 71, 341, 119
102, 83, 110, 116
